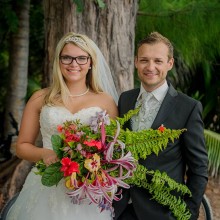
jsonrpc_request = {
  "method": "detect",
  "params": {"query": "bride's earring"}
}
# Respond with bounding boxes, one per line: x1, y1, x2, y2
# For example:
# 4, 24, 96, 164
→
89, 66, 91, 69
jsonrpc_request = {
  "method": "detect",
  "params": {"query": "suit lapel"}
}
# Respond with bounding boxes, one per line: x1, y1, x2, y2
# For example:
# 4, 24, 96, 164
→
151, 84, 178, 129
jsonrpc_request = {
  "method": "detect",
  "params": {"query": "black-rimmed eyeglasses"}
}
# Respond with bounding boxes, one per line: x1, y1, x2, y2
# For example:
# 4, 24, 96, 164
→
59, 55, 90, 65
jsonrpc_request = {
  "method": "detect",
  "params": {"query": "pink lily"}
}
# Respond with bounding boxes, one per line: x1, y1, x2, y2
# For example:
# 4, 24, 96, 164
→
105, 121, 125, 161
108, 151, 136, 171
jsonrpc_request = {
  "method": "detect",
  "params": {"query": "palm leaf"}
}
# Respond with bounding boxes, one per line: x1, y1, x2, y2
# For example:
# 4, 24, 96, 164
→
204, 129, 220, 178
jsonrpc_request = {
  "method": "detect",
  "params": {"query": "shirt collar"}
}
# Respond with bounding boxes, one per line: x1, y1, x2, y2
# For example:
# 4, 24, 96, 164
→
137, 81, 169, 102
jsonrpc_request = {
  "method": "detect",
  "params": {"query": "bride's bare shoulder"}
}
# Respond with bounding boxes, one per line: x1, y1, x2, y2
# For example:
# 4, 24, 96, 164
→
97, 91, 115, 100
95, 92, 118, 118
27, 88, 49, 108
29, 88, 48, 100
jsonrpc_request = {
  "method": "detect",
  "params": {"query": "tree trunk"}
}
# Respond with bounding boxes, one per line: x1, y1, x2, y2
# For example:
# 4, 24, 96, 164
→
0, 0, 30, 210
8, 160, 33, 198
43, 0, 138, 94
4, 0, 30, 142
42, 0, 74, 88
71, 0, 138, 94
0, 156, 21, 211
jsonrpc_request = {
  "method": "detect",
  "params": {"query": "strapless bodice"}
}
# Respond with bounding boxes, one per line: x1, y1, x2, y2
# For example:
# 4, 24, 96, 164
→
40, 106, 103, 149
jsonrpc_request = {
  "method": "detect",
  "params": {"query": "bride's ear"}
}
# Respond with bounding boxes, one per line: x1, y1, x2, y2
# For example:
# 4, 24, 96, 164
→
134, 56, 138, 68
89, 58, 93, 70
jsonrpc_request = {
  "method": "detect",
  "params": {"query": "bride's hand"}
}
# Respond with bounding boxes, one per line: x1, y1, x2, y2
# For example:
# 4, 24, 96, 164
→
42, 149, 59, 166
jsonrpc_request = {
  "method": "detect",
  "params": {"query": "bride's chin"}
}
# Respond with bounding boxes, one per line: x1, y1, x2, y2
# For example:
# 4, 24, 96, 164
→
64, 75, 80, 81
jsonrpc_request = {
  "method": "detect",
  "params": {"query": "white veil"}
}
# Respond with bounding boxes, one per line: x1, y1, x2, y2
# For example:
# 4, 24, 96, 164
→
89, 40, 119, 104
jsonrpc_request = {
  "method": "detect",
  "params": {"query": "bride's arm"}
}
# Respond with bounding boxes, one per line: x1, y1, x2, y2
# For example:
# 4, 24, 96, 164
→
16, 89, 58, 166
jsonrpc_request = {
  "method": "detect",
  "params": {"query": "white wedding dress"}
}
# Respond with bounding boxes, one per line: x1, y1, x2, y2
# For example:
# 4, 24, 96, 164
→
6, 106, 112, 220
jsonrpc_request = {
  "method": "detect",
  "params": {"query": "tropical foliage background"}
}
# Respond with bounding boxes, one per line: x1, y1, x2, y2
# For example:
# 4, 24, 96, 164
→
0, 0, 220, 212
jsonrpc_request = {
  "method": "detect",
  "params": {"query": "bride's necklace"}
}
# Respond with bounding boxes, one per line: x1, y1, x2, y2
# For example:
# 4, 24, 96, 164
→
69, 87, 89, 97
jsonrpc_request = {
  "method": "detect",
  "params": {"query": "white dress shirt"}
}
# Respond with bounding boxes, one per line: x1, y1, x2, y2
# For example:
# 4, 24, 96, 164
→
131, 81, 169, 131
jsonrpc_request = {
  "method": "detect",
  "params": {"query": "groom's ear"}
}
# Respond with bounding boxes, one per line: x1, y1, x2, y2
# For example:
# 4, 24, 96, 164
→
167, 57, 174, 70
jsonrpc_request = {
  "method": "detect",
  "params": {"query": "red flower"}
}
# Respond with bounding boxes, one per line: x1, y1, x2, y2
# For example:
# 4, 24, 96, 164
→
65, 130, 80, 142
60, 157, 80, 176
158, 124, 166, 133
84, 139, 102, 150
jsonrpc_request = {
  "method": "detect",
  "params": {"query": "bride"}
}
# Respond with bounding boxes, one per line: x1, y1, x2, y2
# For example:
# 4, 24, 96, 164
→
6, 32, 119, 220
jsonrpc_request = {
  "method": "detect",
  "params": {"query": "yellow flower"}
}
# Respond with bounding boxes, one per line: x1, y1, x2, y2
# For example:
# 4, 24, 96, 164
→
65, 179, 74, 189
65, 172, 77, 189
84, 153, 101, 172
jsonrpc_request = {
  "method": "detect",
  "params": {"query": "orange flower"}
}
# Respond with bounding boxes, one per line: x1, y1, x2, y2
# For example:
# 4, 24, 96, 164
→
57, 125, 63, 133
158, 124, 166, 132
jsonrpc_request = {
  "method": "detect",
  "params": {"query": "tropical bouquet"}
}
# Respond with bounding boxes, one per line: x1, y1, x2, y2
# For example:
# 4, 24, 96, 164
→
35, 108, 191, 220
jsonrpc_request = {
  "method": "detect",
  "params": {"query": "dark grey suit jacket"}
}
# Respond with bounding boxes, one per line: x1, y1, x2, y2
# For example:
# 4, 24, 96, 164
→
113, 84, 208, 220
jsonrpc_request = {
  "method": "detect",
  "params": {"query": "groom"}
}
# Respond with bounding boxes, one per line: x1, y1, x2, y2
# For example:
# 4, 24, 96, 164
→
113, 32, 208, 220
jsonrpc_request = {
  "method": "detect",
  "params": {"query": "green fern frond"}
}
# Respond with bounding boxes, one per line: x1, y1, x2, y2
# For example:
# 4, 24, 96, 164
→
204, 129, 220, 178
126, 164, 191, 196
151, 170, 191, 195
107, 107, 140, 133
150, 188, 191, 220
125, 164, 191, 220
120, 128, 186, 159
116, 107, 141, 126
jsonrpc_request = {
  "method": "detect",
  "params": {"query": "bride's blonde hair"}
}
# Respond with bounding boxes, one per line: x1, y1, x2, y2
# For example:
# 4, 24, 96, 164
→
44, 32, 103, 106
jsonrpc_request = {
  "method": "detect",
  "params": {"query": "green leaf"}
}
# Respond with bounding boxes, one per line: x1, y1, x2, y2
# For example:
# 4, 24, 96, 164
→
34, 160, 46, 175
205, 129, 220, 178
41, 162, 63, 187
96, 0, 105, 8
51, 134, 63, 159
